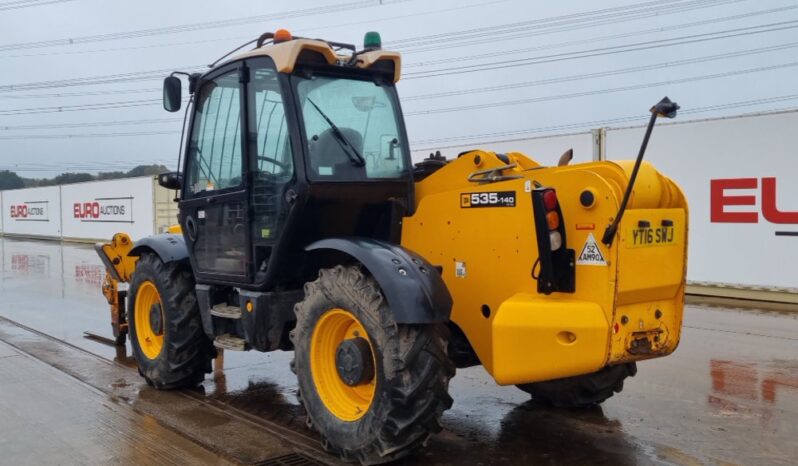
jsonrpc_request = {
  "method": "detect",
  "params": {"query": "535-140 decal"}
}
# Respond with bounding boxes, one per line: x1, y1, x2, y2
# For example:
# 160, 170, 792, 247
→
460, 191, 516, 208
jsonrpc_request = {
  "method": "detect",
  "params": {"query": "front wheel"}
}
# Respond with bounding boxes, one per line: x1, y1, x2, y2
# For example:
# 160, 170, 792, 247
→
292, 265, 454, 464
127, 252, 214, 389
516, 363, 637, 408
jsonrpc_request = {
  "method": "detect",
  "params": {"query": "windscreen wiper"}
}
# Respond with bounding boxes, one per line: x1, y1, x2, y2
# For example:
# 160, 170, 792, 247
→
306, 98, 366, 167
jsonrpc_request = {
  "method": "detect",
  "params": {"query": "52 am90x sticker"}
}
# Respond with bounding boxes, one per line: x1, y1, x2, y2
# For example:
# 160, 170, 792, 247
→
460, 191, 516, 208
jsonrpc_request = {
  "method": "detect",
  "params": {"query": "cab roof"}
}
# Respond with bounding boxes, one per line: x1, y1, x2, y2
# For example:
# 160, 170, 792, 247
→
223, 37, 402, 83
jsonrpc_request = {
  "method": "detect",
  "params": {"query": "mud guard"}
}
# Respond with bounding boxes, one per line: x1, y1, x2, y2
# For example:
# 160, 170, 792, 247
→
306, 238, 452, 324
128, 233, 189, 263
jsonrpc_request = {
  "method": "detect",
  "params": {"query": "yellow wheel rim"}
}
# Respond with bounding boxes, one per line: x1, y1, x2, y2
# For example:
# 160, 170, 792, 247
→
134, 280, 164, 360
310, 308, 376, 421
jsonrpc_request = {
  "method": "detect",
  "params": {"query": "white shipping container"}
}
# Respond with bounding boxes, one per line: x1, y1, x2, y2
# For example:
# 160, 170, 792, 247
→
1, 185, 62, 238
604, 110, 798, 290
60, 176, 176, 241
0, 176, 179, 242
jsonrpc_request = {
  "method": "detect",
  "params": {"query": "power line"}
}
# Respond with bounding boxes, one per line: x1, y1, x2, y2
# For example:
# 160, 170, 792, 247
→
394, 0, 745, 52
0, 130, 177, 140
3, 91, 797, 141
402, 4, 798, 69
0, 1, 504, 60
412, 95, 798, 147
0, 67, 194, 93
5, 60, 792, 120
0, 87, 160, 99
0, 117, 179, 131
0, 98, 162, 116
388, 0, 734, 48
3, 16, 794, 97
0, 1, 374, 53
4, 48, 794, 121
0, 0, 729, 54
0, 0, 72, 11
406, 61, 798, 116
2, 40, 796, 125
404, 20, 798, 79
0, 2, 780, 94
403, 41, 798, 101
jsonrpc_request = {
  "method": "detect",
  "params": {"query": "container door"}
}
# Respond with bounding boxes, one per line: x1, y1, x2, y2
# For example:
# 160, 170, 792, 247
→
179, 65, 251, 283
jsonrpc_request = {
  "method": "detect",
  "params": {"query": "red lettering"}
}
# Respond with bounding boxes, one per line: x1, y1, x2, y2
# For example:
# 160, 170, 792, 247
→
73, 202, 101, 218
761, 177, 798, 224
710, 178, 758, 223
10, 205, 27, 218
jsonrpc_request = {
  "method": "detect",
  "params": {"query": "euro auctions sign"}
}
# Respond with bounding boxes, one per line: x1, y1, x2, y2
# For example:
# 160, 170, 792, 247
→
9, 201, 49, 221
72, 197, 133, 223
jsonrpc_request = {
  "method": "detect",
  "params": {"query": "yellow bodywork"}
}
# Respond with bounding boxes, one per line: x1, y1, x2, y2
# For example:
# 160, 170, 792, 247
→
401, 150, 688, 385
98, 232, 137, 282
96, 232, 138, 343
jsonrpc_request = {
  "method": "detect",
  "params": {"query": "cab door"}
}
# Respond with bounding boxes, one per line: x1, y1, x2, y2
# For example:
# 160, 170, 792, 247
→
180, 63, 251, 284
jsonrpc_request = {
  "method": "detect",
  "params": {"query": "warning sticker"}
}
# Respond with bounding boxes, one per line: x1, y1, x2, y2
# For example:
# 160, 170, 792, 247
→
577, 233, 607, 266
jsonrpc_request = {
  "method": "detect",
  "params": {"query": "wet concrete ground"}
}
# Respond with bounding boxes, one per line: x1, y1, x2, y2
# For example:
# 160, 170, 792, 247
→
0, 236, 796, 465
0, 340, 233, 465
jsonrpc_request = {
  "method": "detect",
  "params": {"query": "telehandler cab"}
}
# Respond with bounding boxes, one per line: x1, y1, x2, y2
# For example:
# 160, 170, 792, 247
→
96, 29, 688, 464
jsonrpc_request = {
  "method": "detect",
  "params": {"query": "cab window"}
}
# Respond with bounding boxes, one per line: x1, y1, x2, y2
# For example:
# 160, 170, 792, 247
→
295, 75, 407, 181
185, 71, 243, 196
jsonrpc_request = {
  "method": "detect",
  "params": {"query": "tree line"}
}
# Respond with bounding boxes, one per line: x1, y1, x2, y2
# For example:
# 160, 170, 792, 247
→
0, 164, 168, 190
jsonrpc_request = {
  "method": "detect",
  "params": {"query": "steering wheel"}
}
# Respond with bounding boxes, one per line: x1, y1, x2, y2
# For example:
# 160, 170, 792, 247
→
257, 155, 290, 171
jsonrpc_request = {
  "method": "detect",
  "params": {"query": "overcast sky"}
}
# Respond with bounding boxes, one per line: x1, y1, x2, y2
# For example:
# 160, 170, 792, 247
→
0, 0, 796, 177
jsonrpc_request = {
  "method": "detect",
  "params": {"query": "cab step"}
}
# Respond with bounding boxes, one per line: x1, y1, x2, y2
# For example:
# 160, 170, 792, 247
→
213, 334, 248, 351
210, 303, 242, 319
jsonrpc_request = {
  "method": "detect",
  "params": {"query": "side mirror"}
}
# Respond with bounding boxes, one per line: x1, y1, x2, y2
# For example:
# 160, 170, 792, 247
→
163, 76, 182, 112
158, 172, 182, 190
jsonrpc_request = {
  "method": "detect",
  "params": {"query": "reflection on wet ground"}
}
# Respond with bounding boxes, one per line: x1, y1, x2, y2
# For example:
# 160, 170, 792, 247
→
1, 237, 797, 465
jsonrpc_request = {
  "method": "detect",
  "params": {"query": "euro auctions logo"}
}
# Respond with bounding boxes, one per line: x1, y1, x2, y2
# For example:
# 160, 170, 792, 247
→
9, 201, 49, 221
711, 177, 798, 237
711, 177, 798, 224
73, 196, 133, 223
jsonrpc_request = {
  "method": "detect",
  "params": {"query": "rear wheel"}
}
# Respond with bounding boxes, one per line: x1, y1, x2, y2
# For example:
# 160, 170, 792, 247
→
128, 252, 214, 389
516, 363, 637, 408
292, 265, 454, 464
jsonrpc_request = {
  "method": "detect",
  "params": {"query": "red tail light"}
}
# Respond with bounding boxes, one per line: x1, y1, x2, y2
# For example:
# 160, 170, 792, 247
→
543, 190, 558, 211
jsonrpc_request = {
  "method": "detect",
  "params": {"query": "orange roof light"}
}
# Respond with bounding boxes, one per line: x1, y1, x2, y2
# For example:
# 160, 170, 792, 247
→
274, 29, 293, 43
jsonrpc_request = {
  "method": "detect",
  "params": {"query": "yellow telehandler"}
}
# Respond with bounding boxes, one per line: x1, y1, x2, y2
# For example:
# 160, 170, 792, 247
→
96, 29, 687, 464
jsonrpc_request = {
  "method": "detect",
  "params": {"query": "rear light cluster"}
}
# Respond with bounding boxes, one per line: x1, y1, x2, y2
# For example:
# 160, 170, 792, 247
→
532, 187, 575, 294
543, 191, 563, 251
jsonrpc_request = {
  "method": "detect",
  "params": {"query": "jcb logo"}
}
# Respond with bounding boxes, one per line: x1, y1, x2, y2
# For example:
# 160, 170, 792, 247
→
711, 177, 798, 224
460, 194, 471, 207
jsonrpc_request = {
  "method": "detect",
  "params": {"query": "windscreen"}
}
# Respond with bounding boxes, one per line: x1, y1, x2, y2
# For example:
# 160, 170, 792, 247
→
295, 75, 407, 181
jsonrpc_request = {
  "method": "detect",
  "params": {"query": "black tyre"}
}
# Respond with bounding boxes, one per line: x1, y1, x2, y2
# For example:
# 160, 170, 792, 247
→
516, 363, 637, 408
127, 252, 214, 389
292, 265, 454, 465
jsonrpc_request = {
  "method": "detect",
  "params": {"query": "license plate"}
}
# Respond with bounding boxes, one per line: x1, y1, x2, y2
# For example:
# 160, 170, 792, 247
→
627, 226, 676, 248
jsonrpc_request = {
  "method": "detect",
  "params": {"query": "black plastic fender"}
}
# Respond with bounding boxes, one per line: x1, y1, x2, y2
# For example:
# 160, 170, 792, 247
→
128, 233, 189, 263
306, 238, 452, 324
